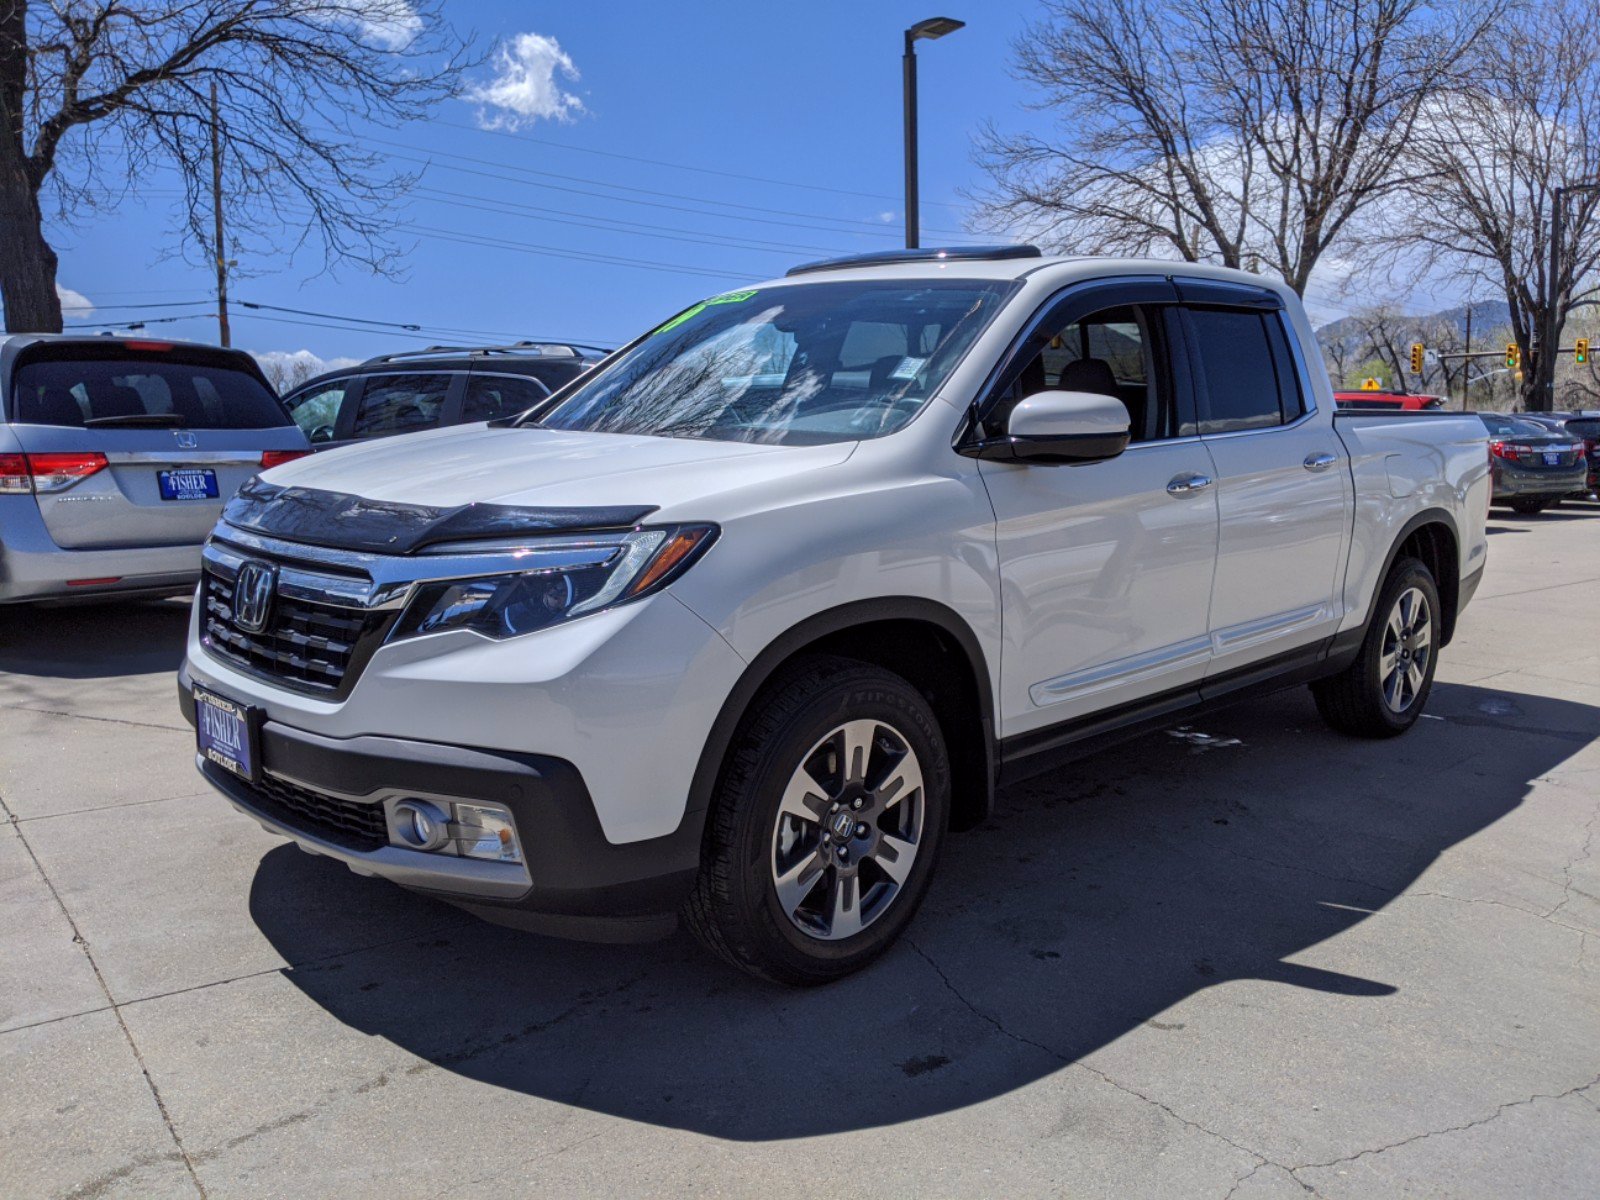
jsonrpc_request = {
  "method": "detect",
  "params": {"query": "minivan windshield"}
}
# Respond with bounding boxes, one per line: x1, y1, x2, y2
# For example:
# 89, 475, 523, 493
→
11, 354, 290, 429
532, 279, 1013, 445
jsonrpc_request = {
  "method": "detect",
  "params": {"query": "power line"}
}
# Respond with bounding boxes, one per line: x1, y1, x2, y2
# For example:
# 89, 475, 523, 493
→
432, 117, 971, 212
359, 134, 988, 240
408, 185, 853, 256
59, 298, 212, 312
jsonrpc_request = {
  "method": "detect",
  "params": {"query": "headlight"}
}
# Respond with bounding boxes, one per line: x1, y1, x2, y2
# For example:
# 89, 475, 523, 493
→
390, 524, 717, 642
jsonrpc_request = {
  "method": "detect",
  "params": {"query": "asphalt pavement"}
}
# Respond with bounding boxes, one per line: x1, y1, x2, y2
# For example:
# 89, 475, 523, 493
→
2, 504, 1598, 1199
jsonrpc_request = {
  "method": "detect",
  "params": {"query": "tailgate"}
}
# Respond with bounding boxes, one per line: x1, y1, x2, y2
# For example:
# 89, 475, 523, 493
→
10, 427, 300, 549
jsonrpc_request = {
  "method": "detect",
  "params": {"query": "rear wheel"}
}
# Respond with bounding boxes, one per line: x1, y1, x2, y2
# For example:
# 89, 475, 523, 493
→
1311, 556, 1440, 738
684, 656, 950, 985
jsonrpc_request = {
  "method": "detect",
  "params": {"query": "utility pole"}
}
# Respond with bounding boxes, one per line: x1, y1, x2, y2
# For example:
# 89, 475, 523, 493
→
1462, 304, 1473, 411
1542, 182, 1600, 411
210, 82, 231, 348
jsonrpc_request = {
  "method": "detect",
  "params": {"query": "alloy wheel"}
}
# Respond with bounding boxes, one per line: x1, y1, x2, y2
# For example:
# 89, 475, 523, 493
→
768, 718, 925, 941
1379, 586, 1432, 713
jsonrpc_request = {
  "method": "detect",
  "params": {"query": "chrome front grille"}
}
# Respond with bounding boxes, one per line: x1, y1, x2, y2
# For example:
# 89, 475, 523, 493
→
201, 569, 388, 694
200, 534, 404, 698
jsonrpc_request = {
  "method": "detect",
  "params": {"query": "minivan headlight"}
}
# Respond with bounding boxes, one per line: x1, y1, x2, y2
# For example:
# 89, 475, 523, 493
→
391, 524, 717, 642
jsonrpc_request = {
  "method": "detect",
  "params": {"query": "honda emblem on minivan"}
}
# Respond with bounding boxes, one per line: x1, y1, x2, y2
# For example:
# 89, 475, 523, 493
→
173, 430, 197, 448
232, 562, 277, 634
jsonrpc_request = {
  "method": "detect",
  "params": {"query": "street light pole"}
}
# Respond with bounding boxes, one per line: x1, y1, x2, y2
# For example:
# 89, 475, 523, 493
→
902, 17, 964, 251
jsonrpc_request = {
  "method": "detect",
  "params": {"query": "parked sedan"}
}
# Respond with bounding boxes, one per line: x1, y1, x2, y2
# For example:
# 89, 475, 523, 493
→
1, 336, 309, 604
1516, 411, 1600, 493
1478, 412, 1589, 513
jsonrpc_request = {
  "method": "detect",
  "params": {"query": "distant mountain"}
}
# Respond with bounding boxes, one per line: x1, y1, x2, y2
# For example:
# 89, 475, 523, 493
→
1318, 300, 1504, 342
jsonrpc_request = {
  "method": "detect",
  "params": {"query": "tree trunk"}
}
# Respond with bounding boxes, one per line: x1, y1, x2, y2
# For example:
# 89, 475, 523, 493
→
0, 0, 61, 333
0, 166, 62, 334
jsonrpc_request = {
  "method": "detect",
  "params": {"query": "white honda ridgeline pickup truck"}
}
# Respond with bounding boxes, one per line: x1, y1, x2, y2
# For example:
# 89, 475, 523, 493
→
181, 247, 1489, 984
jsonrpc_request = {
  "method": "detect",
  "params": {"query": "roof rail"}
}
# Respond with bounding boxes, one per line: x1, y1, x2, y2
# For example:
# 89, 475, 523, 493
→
360, 341, 611, 366
785, 244, 1043, 277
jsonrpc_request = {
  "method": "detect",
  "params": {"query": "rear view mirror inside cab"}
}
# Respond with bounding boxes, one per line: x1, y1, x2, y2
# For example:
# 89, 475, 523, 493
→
962, 389, 1131, 463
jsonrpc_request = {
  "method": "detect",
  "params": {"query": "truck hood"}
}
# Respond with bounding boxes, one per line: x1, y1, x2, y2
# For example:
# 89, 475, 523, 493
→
257, 422, 857, 514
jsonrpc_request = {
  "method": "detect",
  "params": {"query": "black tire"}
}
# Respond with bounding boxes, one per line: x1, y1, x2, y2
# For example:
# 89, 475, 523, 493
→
1311, 556, 1441, 738
684, 655, 950, 985
1510, 498, 1546, 514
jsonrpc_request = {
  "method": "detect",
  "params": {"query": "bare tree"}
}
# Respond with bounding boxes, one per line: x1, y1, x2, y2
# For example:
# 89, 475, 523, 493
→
1379, 0, 1600, 410
977, 0, 1502, 296
0, 1, 472, 333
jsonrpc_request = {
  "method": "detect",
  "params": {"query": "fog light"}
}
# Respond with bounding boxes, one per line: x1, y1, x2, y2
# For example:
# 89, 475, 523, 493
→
452, 802, 523, 864
390, 799, 450, 852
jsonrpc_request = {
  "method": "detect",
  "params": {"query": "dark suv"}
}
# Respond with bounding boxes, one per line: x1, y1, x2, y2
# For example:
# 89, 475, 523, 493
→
280, 342, 610, 449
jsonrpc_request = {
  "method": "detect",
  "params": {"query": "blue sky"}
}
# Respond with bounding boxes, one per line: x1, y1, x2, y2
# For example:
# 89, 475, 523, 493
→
48, 1, 1048, 371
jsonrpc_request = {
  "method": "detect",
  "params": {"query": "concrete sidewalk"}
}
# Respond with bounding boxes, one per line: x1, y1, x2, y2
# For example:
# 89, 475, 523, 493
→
2, 506, 1597, 1199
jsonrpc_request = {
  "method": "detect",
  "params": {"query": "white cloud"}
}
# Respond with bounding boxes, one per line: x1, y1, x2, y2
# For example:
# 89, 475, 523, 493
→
465, 32, 584, 130
251, 349, 361, 393
354, 1, 422, 51
57, 284, 93, 314
878, 211, 897, 224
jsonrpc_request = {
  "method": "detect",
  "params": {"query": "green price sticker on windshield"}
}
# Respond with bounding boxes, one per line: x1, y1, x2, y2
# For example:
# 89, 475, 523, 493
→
652, 290, 759, 335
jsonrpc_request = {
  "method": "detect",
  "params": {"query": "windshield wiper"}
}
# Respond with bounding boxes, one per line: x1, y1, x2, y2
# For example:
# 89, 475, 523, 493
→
82, 412, 188, 428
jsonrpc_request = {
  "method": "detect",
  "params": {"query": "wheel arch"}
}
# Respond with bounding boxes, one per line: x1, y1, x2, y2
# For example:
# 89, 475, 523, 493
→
1372, 508, 1463, 646
685, 599, 997, 839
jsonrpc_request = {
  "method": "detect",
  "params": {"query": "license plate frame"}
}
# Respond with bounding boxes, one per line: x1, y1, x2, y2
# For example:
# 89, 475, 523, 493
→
194, 685, 260, 783
1543, 452, 1561, 466
159, 468, 219, 501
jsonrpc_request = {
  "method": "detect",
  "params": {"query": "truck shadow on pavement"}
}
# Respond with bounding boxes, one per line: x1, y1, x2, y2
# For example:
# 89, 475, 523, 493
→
249, 681, 1597, 1140
0, 597, 189, 679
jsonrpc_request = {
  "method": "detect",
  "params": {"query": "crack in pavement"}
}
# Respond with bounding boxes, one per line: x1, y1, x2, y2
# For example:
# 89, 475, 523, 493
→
1547, 797, 1600, 922
0, 701, 189, 734
1287, 1073, 1600, 1184
1402, 890, 1594, 940
904, 937, 1283, 1177
0, 918, 468, 1038
0, 788, 208, 1198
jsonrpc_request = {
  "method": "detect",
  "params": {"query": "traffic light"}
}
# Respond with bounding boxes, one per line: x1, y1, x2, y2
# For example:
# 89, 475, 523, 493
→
1506, 343, 1520, 369
1577, 338, 1590, 365
1409, 342, 1424, 374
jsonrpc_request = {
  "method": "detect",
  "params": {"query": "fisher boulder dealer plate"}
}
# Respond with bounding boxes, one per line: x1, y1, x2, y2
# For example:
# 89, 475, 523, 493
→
160, 468, 219, 501
194, 686, 260, 782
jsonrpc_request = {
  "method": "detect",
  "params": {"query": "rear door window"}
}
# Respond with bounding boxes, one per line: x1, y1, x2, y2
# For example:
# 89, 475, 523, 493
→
349, 373, 453, 438
1186, 308, 1300, 434
462, 374, 549, 423
10, 356, 290, 428
284, 379, 350, 443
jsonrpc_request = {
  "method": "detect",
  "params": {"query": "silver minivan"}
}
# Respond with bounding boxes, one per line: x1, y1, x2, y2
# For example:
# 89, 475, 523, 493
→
0, 335, 310, 604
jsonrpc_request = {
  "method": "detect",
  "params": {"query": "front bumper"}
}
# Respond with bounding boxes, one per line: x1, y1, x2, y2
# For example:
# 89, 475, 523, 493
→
180, 670, 704, 940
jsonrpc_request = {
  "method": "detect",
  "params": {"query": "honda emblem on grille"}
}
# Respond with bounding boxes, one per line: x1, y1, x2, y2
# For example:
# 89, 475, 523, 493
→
232, 561, 278, 634
173, 430, 198, 449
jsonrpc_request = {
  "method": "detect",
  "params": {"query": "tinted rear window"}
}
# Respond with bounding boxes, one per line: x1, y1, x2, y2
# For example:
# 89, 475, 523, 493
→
11, 357, 289, 429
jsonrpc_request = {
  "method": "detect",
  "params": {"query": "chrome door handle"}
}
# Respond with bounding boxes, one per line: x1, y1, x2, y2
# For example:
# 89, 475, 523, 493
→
1303, 451, 1338, 472
1166, 473, 1213, 496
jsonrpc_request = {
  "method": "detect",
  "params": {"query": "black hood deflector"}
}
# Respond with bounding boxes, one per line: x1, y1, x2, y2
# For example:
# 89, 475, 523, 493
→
221, 478, 657, 555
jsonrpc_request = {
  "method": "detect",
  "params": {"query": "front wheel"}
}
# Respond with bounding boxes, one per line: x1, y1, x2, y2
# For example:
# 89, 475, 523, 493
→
1311, 556, 1440, 738
684, 656, 950, 985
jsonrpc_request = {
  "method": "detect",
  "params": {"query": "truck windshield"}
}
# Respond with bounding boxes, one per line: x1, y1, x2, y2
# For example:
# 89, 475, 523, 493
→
532, 279, 1013, 445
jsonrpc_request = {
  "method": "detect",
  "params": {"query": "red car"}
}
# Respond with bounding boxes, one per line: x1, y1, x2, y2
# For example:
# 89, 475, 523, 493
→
1333, 391, 1448, 411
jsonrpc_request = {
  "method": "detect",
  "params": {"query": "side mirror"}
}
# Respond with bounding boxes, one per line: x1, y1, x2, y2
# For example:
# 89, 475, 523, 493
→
963, 390, 1131, 463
